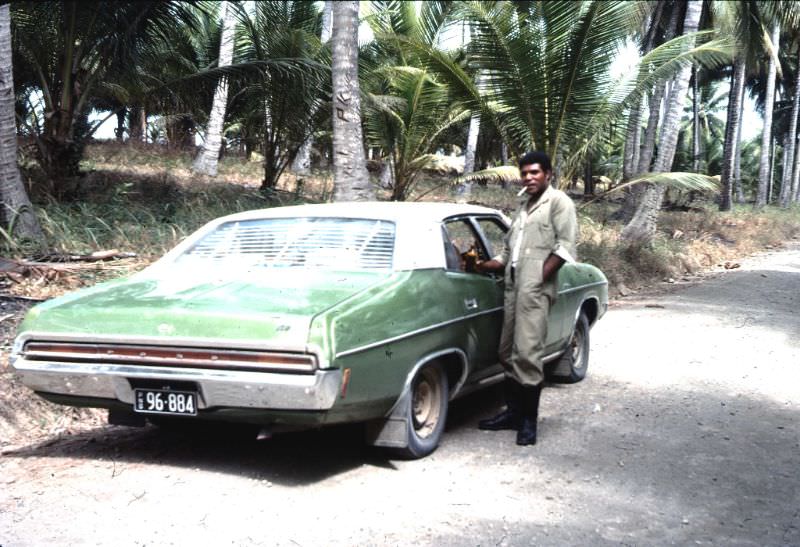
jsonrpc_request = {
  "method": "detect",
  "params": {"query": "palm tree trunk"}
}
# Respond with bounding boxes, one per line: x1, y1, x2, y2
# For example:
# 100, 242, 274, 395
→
623, 102, 643, 182
783, 45, 800, 207
623, 0, 664, 183
464, 112, 480, 174
621, 0, 702, 243
756, 22, 780, 208
456, 111, 481, 200
691, 65, 701, 172
192, 2, 236, 177
0, 4, 43, 241
734, 94, 745, 203
720, 56, 746, 211
331, 0, 372, 201
779, 131, 792, 205
291, 1, 333, 175
115, 109, 126, 143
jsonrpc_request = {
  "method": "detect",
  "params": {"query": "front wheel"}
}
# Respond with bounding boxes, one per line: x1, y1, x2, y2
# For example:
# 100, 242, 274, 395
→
551, 311, 590, 384
395, 362, 449, 459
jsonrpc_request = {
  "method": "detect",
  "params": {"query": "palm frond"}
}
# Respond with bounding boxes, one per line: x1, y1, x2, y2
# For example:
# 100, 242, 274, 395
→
454, 166, 521, 186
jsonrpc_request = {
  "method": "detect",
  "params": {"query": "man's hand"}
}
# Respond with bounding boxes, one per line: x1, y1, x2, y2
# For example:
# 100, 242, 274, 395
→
542, 254, 565, 282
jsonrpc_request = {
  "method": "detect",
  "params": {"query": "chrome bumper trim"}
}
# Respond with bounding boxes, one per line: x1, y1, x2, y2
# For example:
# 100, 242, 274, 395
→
12, 359, 342, 411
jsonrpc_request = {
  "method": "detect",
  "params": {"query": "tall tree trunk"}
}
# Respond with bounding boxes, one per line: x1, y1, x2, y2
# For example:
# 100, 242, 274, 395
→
456, 111, 481, 200
623, 0, 664, 183
192, 1, 236, 176
617, 81, 667, 221
720, 56, 746, 211
291, 0, 333, 175
783, 46, 800, 207
621, 0, 702, 243
755, 22, 780, 208
115, 109, 126, 143
129, 106, 146, 143
331, 1, 372, 201
584, 156, 594, 196
0, 4, 43, 241
464, 112, 480, 174
779, 131, 792, 205
617, 5, 680, 222
734, 94, 745, 203
691, 65, 701, 172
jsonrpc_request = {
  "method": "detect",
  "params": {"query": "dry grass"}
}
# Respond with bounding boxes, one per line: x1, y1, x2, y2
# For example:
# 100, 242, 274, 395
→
4, 142, 800, 299
578, 204, 800, 291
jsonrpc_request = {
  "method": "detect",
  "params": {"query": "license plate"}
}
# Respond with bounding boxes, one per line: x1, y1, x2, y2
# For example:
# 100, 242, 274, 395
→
134, 388, 198, 416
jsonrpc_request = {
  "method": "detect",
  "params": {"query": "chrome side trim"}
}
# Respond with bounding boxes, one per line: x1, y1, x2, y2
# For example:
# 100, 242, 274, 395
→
557, 280, 608, 296
12, 359, 342, 411
335, 306, 503, 359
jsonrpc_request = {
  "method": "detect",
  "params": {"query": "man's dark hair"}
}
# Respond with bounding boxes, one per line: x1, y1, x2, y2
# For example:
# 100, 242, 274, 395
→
518, 151, 552, 172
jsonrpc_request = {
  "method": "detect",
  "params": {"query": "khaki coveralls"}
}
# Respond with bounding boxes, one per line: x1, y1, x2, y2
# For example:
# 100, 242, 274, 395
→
496, 185, 578, 386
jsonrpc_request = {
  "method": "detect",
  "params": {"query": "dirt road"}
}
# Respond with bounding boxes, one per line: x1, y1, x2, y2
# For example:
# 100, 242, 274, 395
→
1, 243, 798, 546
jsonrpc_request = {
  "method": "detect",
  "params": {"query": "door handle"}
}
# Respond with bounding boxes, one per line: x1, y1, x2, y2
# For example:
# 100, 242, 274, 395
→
464, 297, 479, 310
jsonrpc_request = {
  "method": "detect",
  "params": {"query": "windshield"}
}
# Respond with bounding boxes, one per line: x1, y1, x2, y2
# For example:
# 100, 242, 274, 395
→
175, 217, 396, 271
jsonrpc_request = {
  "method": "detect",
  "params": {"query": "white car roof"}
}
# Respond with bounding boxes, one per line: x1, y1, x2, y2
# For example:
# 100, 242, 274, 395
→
220, 201, 503, 224
157, 201, 508, 272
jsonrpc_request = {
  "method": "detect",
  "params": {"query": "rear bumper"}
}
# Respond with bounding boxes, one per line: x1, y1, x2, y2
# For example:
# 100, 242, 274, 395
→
12, 359, 342, 411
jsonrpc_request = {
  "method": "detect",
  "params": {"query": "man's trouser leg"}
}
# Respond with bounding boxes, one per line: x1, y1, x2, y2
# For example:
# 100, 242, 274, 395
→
479, 276, 522, 430
509, 284, 551, 386
510, 283, 551, 445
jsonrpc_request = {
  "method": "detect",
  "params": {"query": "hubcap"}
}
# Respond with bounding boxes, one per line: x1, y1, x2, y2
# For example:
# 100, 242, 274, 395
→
412, 368, 441, 439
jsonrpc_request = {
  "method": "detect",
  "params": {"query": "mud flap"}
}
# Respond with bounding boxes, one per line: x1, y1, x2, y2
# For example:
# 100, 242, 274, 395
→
549, 348, 572, 378
364, 390, 410, 448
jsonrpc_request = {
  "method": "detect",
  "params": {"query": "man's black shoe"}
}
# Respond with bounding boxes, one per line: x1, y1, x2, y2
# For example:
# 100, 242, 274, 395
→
478, 408, 521, 430
516, 416, 538, 445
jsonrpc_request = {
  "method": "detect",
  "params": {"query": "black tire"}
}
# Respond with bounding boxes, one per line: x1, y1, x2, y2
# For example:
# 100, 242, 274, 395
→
395, 362, 449, 459
551, 311, 590, 384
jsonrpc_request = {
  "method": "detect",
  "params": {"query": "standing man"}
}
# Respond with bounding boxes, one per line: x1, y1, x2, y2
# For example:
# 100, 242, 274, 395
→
476, 151, 577, 446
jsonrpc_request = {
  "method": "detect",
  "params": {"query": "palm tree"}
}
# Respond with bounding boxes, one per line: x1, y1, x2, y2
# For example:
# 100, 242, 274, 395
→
755, 21, 781, 207
331, 0, 372, 201
10, 1, 200, 182
364, 66, 470, 200
779, 45, 800, 207
405, 0, 729, 188
192, 1, 237, 177
291, 1, 333, 176
621, 0, 704, 243
0, 3, 42, 242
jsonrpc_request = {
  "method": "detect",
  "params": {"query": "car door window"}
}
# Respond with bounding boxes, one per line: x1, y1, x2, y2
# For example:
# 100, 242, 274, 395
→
442, 219, 487, 273
473, 217, 508, 258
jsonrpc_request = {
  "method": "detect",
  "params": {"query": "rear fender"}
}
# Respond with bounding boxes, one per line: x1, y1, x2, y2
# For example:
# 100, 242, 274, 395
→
365, 348, 466, 448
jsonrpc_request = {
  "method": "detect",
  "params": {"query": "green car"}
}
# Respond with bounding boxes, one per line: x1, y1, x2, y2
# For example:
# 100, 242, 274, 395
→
11, 202, 607, 458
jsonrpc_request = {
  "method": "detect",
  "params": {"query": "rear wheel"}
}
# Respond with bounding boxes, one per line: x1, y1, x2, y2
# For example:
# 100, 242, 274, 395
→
395, 362, 449, 459
551, 311, 590, 383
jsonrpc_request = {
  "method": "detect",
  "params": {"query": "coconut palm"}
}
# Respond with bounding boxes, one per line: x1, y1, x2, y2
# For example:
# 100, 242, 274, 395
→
364, 66, 470, 200
192, 1, 237, 176
229, 0, 327, 191
755, 21, 781, 207
10, 1, 201, 182
621, 0, 704, 243
331, 0, 372, 201
0, 3, 42, 242
291, 0, 333, 176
